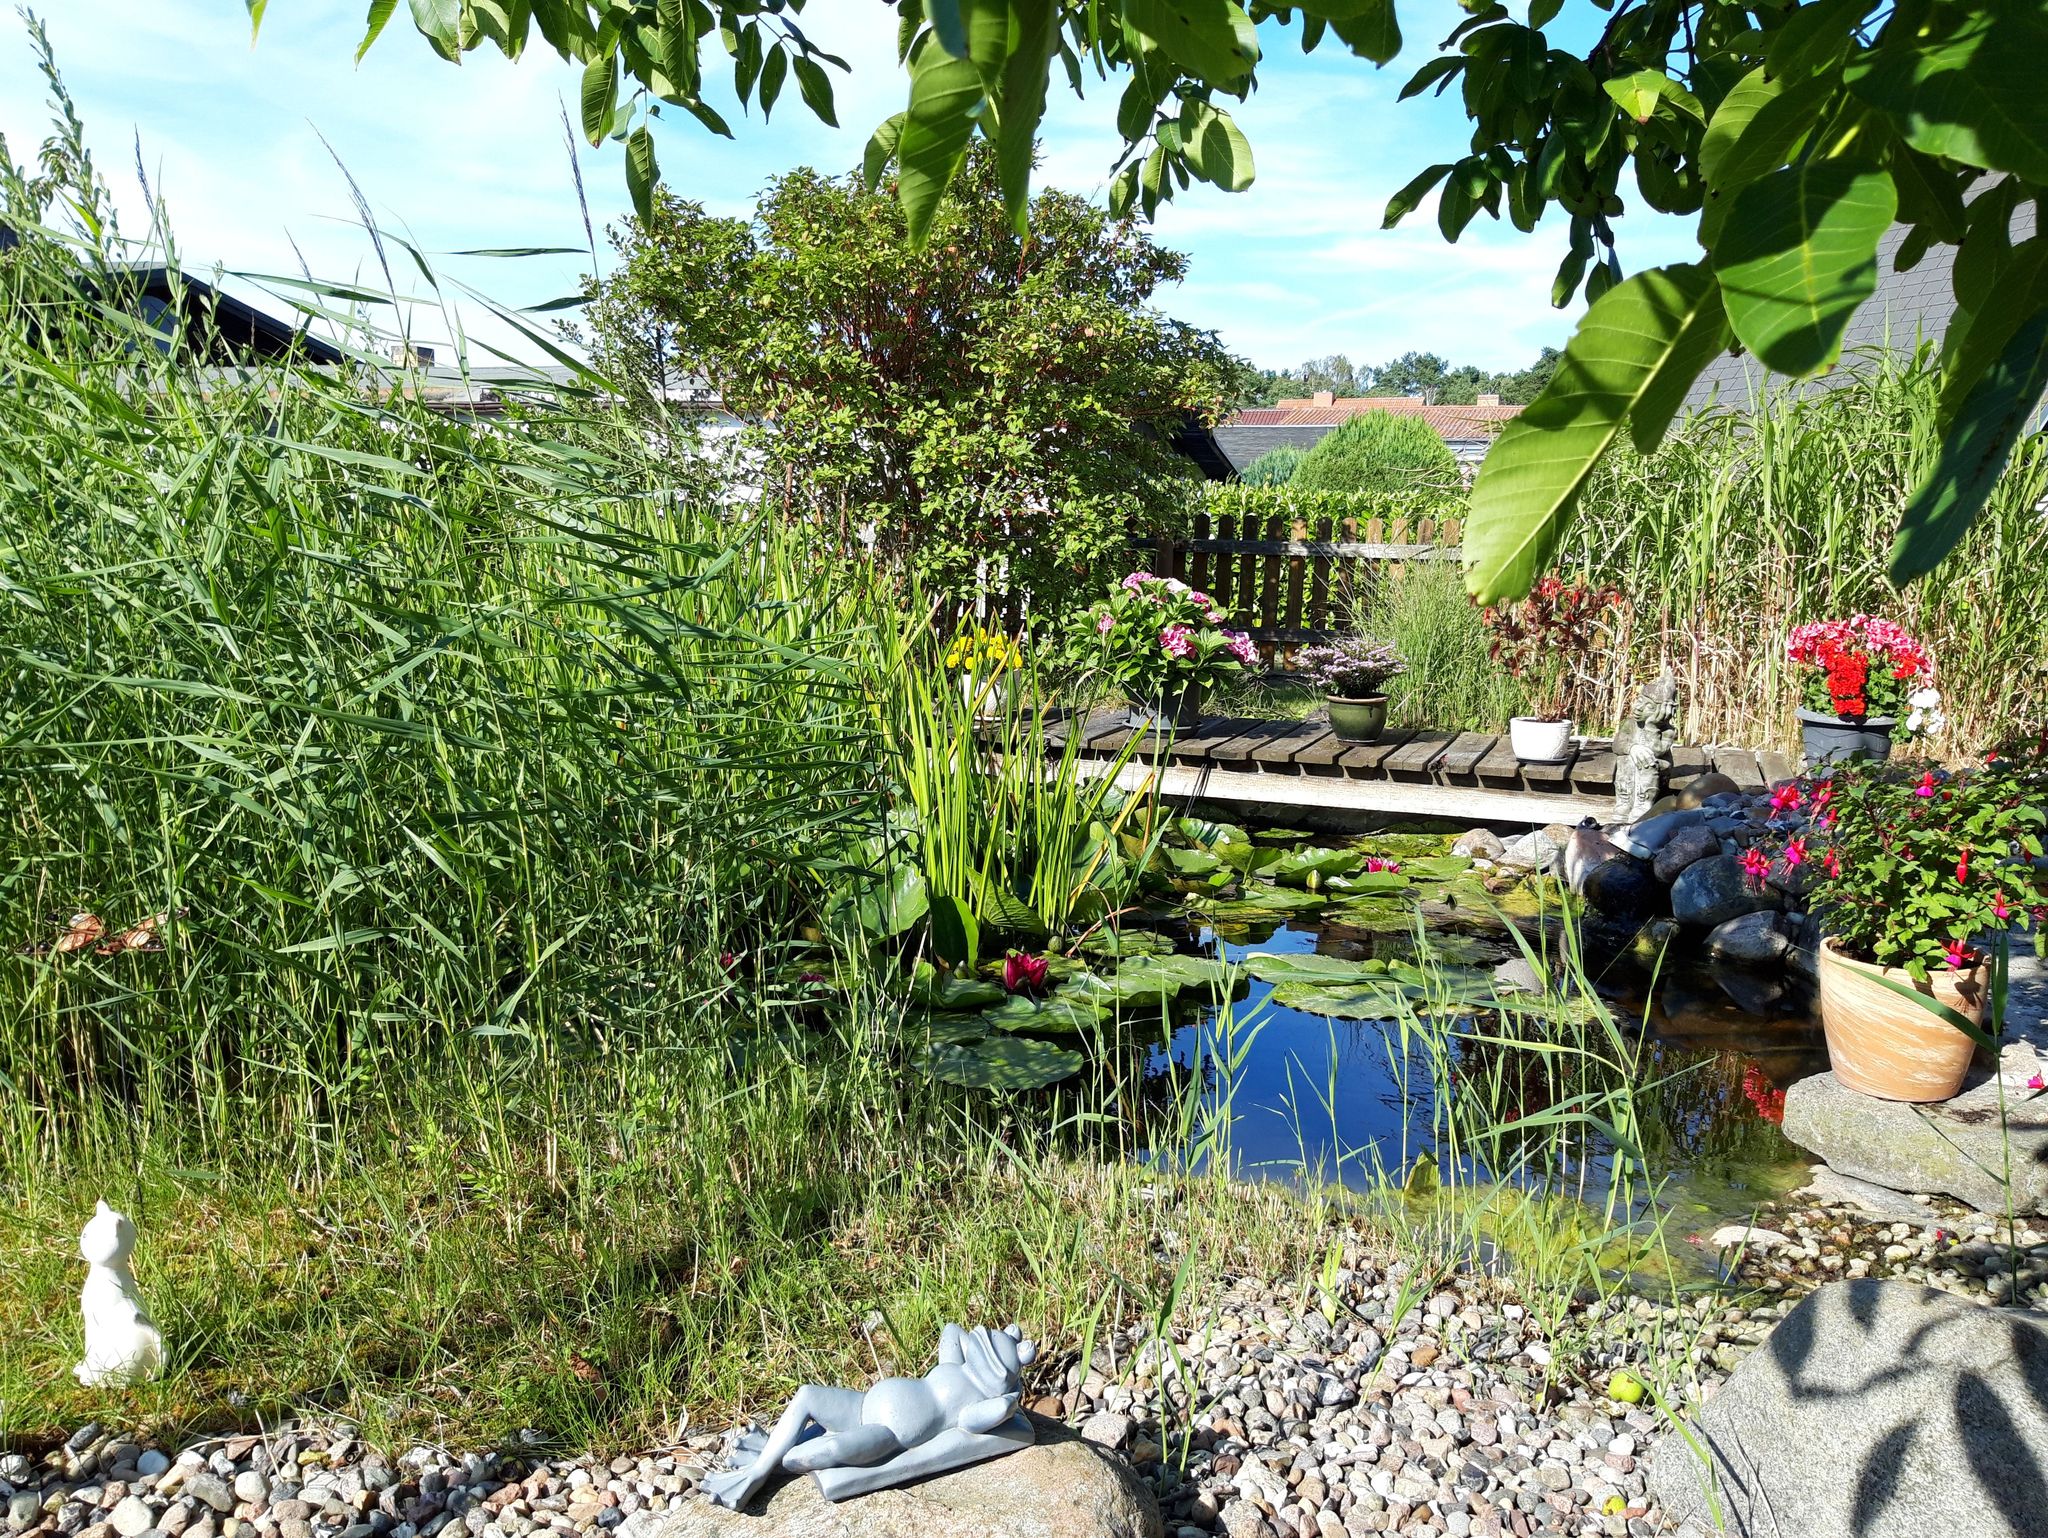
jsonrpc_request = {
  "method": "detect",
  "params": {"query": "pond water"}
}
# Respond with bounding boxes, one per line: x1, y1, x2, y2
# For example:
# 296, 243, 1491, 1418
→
1143, 891, 1828, 1262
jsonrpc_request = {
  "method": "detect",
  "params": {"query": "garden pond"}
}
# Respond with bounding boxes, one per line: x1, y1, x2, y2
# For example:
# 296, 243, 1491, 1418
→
907, 818, 1827, 1277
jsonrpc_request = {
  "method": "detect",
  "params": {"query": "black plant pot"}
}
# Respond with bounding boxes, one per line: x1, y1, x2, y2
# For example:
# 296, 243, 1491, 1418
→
1797, 708, 1895, 767
1126, 685, 1205, 734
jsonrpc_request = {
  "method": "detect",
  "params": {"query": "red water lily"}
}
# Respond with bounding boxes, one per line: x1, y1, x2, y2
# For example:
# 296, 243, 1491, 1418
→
1003, 951, 1050, 995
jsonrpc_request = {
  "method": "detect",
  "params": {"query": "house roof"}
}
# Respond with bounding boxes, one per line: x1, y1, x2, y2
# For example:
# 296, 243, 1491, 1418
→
1228, 394, 1523, 441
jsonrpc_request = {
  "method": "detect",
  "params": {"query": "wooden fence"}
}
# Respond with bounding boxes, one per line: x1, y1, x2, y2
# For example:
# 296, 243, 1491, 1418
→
1132, 509, 1463, 649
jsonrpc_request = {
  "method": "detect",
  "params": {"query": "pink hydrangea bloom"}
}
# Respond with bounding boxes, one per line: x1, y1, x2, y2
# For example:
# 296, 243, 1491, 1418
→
1160, 623, 1195, 659
1225, 630, 1257, 665
1121, 571, 1154, 591
1096, 611, 1115, 635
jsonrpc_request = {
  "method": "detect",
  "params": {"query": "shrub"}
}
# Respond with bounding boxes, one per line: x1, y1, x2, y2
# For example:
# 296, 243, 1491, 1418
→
1240, 444, 1306, 486
1070, 572, 1255, 704
1292, 412, 1460, 495
1357, 561, 1528, 731
1481, 577, 1625, 722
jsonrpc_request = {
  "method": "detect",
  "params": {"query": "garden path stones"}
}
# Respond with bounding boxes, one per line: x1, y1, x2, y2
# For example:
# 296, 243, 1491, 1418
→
1781, 1069, 2048, 1215
1647, 1279, 2048, 1538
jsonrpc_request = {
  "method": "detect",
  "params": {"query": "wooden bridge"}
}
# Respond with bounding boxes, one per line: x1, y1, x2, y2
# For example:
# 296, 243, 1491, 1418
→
1046, 710, 1800, 827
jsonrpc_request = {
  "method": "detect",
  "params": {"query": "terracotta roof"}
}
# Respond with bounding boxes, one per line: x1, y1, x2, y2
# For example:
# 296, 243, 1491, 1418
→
1229, 396, 1523, 441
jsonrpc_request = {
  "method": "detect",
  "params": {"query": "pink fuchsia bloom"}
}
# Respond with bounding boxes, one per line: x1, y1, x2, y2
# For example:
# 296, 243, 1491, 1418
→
1956, 846, 1971, 883
1995, 891, 2012, 921
1769, 783, 1803, 813
1944, 942, 1977, 970
1739, 847, 1771, 886
2030, 1074, 2046, 1092
1914, 772, 1939, 798
1781, 836, 1809, 869
1823, 847, 1842, 878
1160, 623, 1195, 659
1225, 630, 1258, 665
1002, 951, 1049, 995
1095, 610, 1115, 635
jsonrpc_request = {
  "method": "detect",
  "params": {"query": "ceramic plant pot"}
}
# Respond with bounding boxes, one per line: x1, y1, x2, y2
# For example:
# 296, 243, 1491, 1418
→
1508, 716, 1573, 763
1126, 685, 1204, 735
1817, 938, 1984, 1103
1797, 708, 1896, 767
960, 670, 1012, 722
1326, 694, 1389, 743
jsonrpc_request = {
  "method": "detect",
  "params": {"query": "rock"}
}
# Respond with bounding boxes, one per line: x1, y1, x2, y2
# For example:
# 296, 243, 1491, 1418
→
1580, 855, 1662, 924
136, 1456, 170, 1481
616, 1424, 1161, 1538
1492, 958, 1544, 995
1673, 773, 1740, 809
1706, 1226, 1793, 1252
184, 1481, 233, 1518
1705, 911, 1791, 965
232, 1476, 268, 1507
1452, 829, 1505, 862
1562, 825, 1621, 895
8, 1493, 41, 1534
1794, 1167, 1949, 1227
1497, 830, 1562, 876
110, 1502, 154, 1538
1650, 825, 1720, 885
1670, 854, 1777, 929
1078, 1412, 1133, 1452
1782, 1070, 2048, 1214
1649, 1280, 2048, 1537
1610, 806, 1705, 860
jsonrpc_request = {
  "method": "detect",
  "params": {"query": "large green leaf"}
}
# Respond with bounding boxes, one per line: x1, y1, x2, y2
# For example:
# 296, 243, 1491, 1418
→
1264, 846, 1364, 887
1463, 262, 1729, 602
1123, 0, 1259, 87
993, 0, 1058, 229
1712, 161, 1896, 376
409, 0, 461, 58
580, 53, 618, 146
922, 1036, 1085, 1089
1186, 103, 1256, 191
1697, 68, 1833, 242
1245, 951, 1398, 986
980, 990, 1110, 1033
1328, 0, 1400, 66
909, 960, 1005, 1010
1892, 304, 2048, 582
1847, 6, 2048, 185
358, 0, 401, 61
624, 126, 659, 223
897, 13, 1007, 247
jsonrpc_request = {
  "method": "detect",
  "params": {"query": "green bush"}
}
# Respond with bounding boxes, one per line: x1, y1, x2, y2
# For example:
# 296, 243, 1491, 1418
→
1292, 412, 1460, 496
1239, 444, 1306, 486
1201, 482, 1463, 528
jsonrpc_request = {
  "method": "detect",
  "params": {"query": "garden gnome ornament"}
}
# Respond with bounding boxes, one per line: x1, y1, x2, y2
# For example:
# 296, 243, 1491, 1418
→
74, 1201, 164, 1387
1610, 669, 1678, 825
704, 1322, 1037, 1508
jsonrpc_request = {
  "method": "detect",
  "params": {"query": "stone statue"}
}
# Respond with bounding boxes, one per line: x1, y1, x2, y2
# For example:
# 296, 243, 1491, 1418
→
704, 1323, 1038, 1509
75, 1201, 164, 1387
1609, 669, 1678, 826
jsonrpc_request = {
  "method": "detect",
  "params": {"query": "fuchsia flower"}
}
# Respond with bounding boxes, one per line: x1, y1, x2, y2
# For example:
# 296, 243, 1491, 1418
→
1995, 891, 2012, 921
1823, 847, 1842, 877
1956, 846, 1971, 883
2030, 1074, 2046, 1092
1943, 941, 1976, 970
1003, 951, 1049, 995
1769, 783, 1804, 814
1914, 771, 1939, 798
1781, 836, 1809, 869
1739, 847, 1772, 886
1160, 623, 1195, 659
719, 951, 738, 972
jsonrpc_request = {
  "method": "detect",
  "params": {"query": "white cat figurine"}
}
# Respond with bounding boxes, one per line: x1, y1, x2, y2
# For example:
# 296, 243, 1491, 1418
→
74, 1201, 164, 1387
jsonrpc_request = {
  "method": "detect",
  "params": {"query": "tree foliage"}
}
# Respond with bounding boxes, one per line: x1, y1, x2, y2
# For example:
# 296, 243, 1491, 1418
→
331, 0, 2048, 597
579, 147, 1230, 606
1290, 411, 1461, 495
1233, 348, 1562, 409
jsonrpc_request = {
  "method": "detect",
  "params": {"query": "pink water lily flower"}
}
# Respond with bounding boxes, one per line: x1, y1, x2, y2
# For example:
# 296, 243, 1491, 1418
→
1003, 951, 1049, 995
1363, 856, 1402, 873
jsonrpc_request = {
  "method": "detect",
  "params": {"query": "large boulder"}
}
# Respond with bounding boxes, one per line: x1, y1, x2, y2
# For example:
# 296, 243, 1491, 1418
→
1781, 1069, 2048, 1214
1705, 912, 1792, 966
1670, 854, 1778, 929
1451, 828, 1506, 862
1652, 824, 1722, 885
1580, 855, 1663, 924
622, 1424, 1163, 1538
1498, 828, 1563, 876
1648, 1280, 2048, 1537
1674, 772, 1742, 808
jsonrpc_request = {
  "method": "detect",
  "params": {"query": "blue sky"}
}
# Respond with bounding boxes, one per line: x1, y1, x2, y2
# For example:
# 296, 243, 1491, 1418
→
0, 2, 1696, 371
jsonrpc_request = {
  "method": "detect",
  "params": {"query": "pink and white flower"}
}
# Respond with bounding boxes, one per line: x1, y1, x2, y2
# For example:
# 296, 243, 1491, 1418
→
1160, 623, 1195, 659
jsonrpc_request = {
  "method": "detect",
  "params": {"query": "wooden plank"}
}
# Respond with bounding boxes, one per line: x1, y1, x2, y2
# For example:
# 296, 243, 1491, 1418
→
1205, 718, 1299, 766
1306, 514, 1333, 635
1711, 746, 1766, 792
1436, 730, 1498, 781
1519, 741, 1583, 791
1337, 728, 1414, 778
1211, 512, 1235, 612
1570, 743, 1616, 793
1384, 730, 1457, 780
1250, 722, 1335, 771
1474, 735, 1526, 788
1281, 518, 1308, 640
1758, 748, 1800, 785
1131, 537, 1454, 560
1165, 715, 1259, 763
1189, 509, 1211, 600
1295, 724, 1351, 777
1092, 758, 1606, 830
1257, 514, 1284, 637
1067, 709, 1129, 749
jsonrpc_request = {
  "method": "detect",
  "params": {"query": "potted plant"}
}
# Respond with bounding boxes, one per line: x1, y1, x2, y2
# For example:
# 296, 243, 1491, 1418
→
1480, 576, 1623, 762
1295, 636, 1406, 743
1759, 739, 2048, 1102
1072, 571, 1256, 732
1785, 615, 1935, 765
944, 624, 1021, 721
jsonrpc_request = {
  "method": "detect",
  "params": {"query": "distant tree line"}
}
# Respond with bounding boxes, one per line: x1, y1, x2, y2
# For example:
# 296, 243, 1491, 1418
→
1226, 348, 1561, 411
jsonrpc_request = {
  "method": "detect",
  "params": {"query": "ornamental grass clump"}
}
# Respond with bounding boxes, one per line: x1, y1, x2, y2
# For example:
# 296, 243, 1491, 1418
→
1294, 637, 1406, 699
1786, 615, 1935, 724
1480, 576, 1624, 723
1071, 571, 1255, 706
1753, 736, 2048, 981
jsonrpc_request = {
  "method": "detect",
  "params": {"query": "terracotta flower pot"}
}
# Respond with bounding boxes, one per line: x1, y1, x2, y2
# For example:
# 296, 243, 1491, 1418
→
1816, 937, 1985, 1103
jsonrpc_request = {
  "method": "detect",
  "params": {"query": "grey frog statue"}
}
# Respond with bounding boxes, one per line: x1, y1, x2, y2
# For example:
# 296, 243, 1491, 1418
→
703, 1322, 1038, 1509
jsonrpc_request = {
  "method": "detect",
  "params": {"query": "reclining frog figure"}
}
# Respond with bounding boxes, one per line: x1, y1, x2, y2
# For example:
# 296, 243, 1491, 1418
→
703, 1322, 1038, 1509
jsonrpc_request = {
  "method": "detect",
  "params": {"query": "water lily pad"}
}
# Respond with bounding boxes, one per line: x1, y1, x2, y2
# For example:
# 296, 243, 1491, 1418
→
1391, 855, 1475, 883
1197, 886, 1329, 921
1322, 870, 1411, 895
921, 1036, 1085, 1090
920, 1013, 993, 1045
1266, 847, 1365, 887
1323, 897, 1423, 933
1160, 846, 1225, 877
1175, 815, 1249, 849
1244, 952, 1394, 986
980, 991, 1112, 1034
908, 963, 1007, 1011
1100, 952, 1230, 1003
1077, 929, 1174, 959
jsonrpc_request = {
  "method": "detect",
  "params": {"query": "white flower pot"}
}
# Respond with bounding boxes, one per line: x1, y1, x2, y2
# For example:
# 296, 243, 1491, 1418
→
1509, 716, 1572, 763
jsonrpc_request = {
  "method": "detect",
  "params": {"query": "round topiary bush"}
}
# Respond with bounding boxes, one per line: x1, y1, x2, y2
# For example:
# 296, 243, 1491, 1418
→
1239, 444, 1306, 486
1291, 412, 1459, 495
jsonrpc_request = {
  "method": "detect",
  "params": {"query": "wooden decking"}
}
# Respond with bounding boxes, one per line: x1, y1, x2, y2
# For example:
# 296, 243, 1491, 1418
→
1048, 710, 1800, 826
